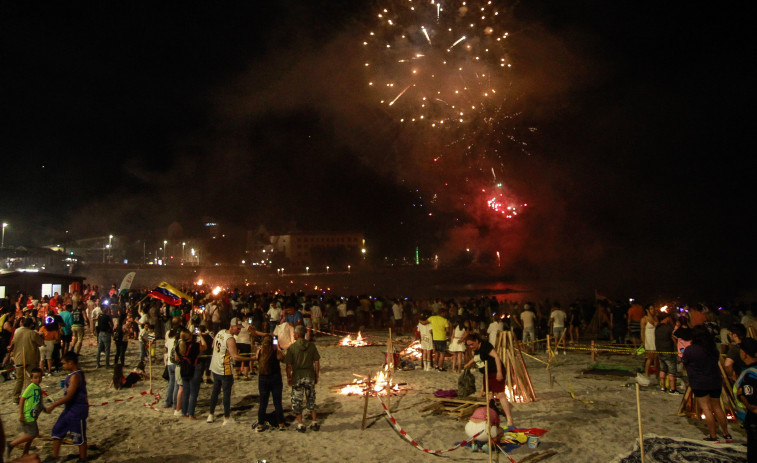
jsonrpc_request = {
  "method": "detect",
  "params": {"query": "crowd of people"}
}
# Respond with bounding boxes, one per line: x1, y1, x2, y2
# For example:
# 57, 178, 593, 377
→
2, 285, 757, 461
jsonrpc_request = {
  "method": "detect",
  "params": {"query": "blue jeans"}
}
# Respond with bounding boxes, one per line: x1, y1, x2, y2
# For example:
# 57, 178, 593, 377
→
96, 332, 112, 367
209, 373, 234, 418
181, 365, 203, 417
114, 340, 127, 365
164, 363, 178, 407
258, 374, 284, 425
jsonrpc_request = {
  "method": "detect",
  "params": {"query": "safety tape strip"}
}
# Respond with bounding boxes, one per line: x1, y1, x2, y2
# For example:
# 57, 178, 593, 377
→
376, 395, 494, 455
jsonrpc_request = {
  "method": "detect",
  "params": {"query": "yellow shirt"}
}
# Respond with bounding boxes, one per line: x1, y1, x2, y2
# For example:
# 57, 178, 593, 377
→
427, 315, 449, 341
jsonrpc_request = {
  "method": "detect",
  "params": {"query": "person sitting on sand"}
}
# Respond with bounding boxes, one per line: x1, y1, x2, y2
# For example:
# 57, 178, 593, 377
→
464, 405, 505, 452
463, 333, 514, 427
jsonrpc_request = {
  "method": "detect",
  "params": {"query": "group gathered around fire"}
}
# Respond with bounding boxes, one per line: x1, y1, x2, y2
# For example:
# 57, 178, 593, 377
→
2, 285, 757, 461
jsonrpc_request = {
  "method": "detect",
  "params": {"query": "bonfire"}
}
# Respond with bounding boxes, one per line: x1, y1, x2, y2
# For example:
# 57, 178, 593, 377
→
337, 367, 406, 396
399, 340, 422, 360
340, 332, 369, 347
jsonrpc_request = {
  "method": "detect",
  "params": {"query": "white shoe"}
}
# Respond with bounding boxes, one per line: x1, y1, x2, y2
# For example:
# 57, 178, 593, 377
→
174, 410, 182, 417
222, 418, 233, 426
206, 414, 215, 423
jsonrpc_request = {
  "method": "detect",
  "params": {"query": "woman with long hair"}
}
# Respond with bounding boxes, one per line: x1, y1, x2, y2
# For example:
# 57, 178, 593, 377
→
682, 325, 732, 442
254, 334, 286, 431
640, 306, 659, 376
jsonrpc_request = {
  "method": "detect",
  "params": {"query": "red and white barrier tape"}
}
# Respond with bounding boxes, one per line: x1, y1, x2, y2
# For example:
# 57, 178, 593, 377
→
91, 389, 153, 407
376, 395, 514, 459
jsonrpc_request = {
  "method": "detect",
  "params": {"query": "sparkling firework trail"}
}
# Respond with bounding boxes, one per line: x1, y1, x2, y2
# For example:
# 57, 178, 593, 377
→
365, 0, 535, 221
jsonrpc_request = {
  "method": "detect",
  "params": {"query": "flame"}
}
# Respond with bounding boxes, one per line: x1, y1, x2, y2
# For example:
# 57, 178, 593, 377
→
212, 286, 222, 295
400, 340, 423, 360
339, 366, 400, 396
340, 331, 369, 347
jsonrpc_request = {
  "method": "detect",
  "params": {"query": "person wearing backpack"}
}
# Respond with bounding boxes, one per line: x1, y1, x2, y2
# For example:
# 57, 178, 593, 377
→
96, 307, 114, 368
178, 328, 206, 420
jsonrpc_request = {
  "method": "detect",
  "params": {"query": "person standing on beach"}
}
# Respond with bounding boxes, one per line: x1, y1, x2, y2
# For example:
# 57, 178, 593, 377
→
734, 338, 757, 461
428, 309, 450, 371
516, 304, 536, 353
463, 333, 514, 427
285, 325, 320, 432
46, 351, 89, 463
682, 325, 731, 442
9, 317, 44, 404
207, 318, 247, 425
655, 312, 678, 393
549, 304, 567, 348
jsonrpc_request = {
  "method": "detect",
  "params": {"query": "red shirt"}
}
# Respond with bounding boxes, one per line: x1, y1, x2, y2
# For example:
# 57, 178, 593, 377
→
627, 304, 644, 322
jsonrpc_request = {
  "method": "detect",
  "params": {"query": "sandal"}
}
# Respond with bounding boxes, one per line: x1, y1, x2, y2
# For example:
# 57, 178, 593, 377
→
703, 436, 718, 442
723, 434, 733, 443
255, 423, 269, 432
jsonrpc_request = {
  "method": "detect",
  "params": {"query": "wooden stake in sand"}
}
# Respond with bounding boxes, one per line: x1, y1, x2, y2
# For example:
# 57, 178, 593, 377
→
386, 329, 393, 410
148, 346, 153, 394
484, 361, 493, 463
361, 374, 372, 431
635, 383, 645, 463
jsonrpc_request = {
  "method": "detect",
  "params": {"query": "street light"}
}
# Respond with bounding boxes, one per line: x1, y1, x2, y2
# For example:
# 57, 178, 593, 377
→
347, 264, 351, 273
108, 235, 113, 261
163, 240, 167, 260
1, 223, 7, 249
182, 242, 186, 262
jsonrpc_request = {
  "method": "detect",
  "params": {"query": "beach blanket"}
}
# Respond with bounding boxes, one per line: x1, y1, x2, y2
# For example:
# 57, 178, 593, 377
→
611, 434, 746, 463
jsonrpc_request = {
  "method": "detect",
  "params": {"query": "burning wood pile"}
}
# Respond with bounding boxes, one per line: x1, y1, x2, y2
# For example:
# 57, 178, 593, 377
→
340, 332, 370, 347
333, 367, 408, 397
399, 340, 422, 360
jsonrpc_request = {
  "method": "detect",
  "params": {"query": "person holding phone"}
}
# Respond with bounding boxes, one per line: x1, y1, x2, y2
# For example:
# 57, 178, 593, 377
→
254, 335, 286, 432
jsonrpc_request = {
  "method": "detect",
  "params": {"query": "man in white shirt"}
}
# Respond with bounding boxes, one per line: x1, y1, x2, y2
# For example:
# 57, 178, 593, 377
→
267, 303, 282, 334
487, 317, 504, 346
549, 304, 568, 348
517, 304, 536, 353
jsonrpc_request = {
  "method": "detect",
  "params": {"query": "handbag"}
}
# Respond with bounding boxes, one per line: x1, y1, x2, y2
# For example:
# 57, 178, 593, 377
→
162, 365, 169, 381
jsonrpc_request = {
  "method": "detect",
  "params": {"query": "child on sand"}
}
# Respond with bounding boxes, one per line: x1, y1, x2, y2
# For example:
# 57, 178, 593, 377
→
45, 351, 89, 462
6, 367, 44, 459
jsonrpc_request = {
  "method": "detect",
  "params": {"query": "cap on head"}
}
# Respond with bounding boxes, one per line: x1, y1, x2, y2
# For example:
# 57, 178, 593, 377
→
230, 317, 243, 327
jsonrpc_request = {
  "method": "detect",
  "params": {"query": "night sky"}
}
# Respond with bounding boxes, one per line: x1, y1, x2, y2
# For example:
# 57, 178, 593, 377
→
2, 1, 753, 300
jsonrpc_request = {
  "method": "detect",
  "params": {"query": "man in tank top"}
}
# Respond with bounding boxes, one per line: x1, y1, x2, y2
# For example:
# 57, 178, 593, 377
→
207, 318, 247, 425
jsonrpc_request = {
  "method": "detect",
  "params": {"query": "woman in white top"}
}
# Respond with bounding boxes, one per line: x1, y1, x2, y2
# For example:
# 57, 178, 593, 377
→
641, 306, 659, 377
449, 318, 468, 373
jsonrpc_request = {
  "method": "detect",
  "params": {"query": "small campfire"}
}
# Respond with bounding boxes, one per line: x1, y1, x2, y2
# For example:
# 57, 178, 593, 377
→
399, 340, 422, 360
340, 332, 370, 347
503, 384, 527, 403
334, 367, 408, 396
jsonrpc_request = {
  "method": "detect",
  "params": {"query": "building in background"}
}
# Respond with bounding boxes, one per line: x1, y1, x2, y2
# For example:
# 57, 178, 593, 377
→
270, 231, 364, 270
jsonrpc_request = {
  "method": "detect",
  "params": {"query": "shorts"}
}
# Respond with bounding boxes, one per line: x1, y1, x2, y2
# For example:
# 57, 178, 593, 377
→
433, 340, 448, 353
553, 326, 565, 339
692, 388, 722, 398
486, 373, 506, 394
20, 420, 39, 437
237, 343, 252, 364
522, 327, 535, 343
658, 354, 677, 374
40, 340, 56, 360
72, 325, 85, 341
291, 377, 316, 414
420, 339, 433, 351
61, 333, 72, 343
51, 410, 87, 445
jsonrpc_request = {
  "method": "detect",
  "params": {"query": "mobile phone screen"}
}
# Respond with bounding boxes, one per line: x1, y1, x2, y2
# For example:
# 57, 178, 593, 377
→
273, 336, 278, 345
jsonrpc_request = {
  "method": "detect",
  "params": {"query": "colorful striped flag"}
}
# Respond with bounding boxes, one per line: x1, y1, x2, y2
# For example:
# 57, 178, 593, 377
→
148, 282, 192, 306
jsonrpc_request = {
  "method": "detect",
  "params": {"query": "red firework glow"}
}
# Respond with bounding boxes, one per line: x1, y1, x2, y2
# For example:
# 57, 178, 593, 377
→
483, 189, 527, 219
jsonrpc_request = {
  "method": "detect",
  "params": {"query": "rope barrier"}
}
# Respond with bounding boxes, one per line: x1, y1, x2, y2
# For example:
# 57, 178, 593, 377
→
375, 394, 496, 455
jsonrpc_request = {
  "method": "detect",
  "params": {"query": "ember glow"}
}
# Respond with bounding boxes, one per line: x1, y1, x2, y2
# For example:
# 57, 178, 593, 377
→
340, 332, 369, 347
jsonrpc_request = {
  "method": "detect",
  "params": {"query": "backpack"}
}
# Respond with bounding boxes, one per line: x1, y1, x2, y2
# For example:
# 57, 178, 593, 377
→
97, 313, 113, 334
457, 369, 476, 397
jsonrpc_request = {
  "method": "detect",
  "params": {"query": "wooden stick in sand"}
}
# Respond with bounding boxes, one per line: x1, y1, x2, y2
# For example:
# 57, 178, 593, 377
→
361, 374, 371, 431
148, 345, 153, 394
636, 383, 645, 463
484, 361, 493, 463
